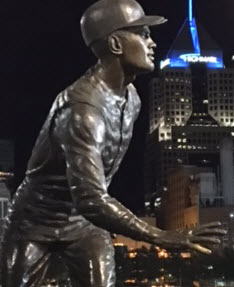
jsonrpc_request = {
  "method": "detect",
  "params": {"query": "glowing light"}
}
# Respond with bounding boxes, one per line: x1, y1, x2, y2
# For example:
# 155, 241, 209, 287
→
158, 250, 169, 258
160, 0, 224, 70
190, 19, 200, 54
161, 54, 223, 69
114, 243, 124, 246
0, 171, 14, 177
189, 0, 193, 21
169, 57, 189, 68
125, 279, 136, 283
129, 252, 137, 258
181, 252, 191, 258
160, 58, 170, 69
180, 54, 218, 63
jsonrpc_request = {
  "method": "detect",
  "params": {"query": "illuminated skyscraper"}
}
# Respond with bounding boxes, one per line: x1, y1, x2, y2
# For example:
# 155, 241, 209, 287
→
144, 0, 234, 223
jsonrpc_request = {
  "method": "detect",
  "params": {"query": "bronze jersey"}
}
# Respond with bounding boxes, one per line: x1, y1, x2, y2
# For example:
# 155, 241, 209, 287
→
4, 64, 149, 242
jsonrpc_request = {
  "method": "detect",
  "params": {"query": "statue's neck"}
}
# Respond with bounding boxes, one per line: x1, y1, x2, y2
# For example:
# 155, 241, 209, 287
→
94, 60, 135, 98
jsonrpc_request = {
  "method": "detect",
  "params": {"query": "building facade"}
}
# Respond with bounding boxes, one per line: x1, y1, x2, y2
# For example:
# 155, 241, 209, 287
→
144, 0, 234, 230
164, 166, 234, 249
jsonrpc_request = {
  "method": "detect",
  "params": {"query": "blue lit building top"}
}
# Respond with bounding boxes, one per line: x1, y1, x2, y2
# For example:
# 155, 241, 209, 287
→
160, 0, 224, 70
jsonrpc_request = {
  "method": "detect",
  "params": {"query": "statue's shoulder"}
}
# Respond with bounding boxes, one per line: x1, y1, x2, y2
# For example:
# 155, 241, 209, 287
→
127, 83, 141, 121
65, 67, 106, 110
127, 83, 141, 107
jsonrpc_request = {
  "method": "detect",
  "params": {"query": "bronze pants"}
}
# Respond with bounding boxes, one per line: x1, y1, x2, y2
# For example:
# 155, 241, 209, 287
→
1, 224, 116, 287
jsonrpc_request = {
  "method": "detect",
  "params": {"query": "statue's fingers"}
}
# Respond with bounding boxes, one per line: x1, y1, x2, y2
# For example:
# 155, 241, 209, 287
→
198, 222, 222, 229
191, 236, 220, 244
193, 228, 227, 236
187, 243, 212, 254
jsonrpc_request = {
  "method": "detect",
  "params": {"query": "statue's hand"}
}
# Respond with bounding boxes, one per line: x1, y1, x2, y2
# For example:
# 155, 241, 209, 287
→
152, 222, 226, 254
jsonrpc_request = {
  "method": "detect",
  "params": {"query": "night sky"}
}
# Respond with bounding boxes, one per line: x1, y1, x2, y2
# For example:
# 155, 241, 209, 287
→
1, 0, 234, 211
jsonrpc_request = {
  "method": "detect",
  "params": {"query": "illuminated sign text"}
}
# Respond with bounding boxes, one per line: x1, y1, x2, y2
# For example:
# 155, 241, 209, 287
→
180, 55, 218, 63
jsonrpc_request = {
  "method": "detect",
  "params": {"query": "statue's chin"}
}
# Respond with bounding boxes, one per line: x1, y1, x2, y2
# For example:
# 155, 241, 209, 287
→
136, 65, 155, 75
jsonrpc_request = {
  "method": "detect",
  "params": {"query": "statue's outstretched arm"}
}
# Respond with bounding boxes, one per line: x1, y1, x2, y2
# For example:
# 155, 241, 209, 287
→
59, 103, 225, 253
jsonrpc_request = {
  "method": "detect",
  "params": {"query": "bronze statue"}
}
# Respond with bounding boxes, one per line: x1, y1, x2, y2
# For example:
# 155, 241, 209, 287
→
1, 0, 225, 286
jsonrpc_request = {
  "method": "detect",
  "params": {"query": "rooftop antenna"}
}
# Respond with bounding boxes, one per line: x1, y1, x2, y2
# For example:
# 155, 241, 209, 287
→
189, 0, 193, 22
188, 0, 200, 55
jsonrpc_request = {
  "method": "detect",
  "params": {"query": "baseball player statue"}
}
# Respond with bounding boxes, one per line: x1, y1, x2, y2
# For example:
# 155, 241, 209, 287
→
2, 0, 225, 286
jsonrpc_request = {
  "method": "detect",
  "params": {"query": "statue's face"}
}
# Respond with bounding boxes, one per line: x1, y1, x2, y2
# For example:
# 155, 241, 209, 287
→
119, 26, 156, 74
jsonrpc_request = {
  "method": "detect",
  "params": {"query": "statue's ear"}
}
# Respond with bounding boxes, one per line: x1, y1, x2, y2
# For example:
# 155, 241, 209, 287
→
108, 35, 123, 55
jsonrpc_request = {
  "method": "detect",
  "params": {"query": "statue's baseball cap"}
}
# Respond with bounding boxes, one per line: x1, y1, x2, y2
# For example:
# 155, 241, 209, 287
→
81, 0, 167, 47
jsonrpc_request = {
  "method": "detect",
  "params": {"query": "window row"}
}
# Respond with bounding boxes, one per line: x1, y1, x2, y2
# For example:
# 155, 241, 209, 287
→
209, 99, 233, 104
208, 92, 233, 97
165, 72, 190, 77
209, 86, 233, 91
210, 106, 234, 111
166, 111, 190, 116
209, 80, 233, 85
165, 85, 191, 90
165, 78, 191, 84
208, 73, 233, 79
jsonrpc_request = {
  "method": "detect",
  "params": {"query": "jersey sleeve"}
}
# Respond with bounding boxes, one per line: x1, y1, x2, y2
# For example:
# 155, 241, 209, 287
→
59, 103, 154, 241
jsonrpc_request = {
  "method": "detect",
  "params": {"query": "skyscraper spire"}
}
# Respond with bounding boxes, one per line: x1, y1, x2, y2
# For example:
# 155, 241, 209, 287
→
160, 0, 223, 70
188, 0, 200, 55
189, 0, 193, 22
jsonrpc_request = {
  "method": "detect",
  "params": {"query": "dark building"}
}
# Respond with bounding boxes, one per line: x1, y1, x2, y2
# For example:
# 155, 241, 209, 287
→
0, 139, 14, 172
164, 165, 234, 249
0, 139, 14, 241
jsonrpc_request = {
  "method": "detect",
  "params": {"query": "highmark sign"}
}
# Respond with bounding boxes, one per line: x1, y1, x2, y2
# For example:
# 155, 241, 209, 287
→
180, 55, 218, 63
160, 54, 222, 70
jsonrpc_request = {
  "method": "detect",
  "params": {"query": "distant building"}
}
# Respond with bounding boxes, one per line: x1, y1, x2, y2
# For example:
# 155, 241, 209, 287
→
0, 181, 10, 241
164, 165, 234, 249
0, 138, 14, 240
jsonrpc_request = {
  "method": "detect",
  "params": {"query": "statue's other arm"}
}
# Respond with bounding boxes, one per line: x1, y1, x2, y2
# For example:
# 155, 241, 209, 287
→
59, 103, 162, 243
